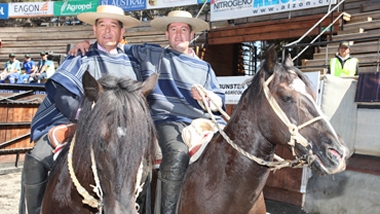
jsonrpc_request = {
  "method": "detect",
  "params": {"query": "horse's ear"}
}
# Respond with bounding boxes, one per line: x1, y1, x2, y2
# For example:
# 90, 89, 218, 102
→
141, 73, 158, 97
263, 46, 277, 75
284, 53, 294, 67
82, 70, 104, 102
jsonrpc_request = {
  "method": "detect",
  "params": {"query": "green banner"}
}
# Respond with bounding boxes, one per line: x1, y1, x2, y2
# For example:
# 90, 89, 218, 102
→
54, 0, 98, 16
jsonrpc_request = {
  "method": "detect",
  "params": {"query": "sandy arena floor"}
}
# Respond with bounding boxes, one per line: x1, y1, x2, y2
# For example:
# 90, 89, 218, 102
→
0, 171, 22, 214
0, 168, 306, 214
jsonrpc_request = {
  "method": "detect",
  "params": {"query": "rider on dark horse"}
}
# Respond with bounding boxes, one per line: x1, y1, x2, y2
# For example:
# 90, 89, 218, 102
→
139, 11, 227, 213
19, 5, 142, 214
66, 9, 227, 214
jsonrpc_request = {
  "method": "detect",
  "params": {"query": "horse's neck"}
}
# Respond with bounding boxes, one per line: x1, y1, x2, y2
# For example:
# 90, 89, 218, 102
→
188, 101, 276, 187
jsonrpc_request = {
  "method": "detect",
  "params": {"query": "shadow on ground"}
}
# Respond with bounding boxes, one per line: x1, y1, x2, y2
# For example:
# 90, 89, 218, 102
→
265, 199, 307, 214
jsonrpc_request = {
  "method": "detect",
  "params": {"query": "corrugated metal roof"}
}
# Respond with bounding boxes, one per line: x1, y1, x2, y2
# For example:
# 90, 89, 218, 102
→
0, 83, 46, 104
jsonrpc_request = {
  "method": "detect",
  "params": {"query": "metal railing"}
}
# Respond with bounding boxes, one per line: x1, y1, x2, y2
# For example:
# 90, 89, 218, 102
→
286, 36, 380, 72
283, 0, 346, 62
284, 0, 380, 72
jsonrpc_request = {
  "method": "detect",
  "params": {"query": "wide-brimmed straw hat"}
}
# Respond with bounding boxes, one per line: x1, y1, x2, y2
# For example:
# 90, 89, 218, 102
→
77, 5, 140, 28
150, 10, 209, 32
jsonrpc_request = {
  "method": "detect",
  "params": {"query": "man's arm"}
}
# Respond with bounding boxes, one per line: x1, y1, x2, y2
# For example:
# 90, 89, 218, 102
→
54, 83, 80, 122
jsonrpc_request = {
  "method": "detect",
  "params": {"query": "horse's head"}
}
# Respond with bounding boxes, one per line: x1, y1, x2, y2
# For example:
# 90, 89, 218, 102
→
254, 47, 348, 175
74, 71, 157, 213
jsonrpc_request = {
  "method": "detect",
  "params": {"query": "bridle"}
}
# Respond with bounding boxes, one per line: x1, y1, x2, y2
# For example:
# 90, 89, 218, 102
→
193, 71, 340, 171
67, 101, 144, 213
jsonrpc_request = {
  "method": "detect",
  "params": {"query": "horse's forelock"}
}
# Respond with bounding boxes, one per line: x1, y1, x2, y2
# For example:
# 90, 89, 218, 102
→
74, 75, 156, 193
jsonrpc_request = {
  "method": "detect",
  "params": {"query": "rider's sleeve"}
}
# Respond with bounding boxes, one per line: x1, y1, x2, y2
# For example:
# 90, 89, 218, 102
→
54, 83, 80, 122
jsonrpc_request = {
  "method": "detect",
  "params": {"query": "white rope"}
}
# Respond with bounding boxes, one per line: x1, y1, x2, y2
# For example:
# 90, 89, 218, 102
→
67, 134, 103, 211
193, 73, 325, 170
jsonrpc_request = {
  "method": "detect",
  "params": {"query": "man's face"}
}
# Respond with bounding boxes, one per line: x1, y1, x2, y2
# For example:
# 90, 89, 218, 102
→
9, 57, 15, 62
93, 18, 125, 51
41, 54, 47, 60
166, 22, 194, 53
25, 57, 31, 62
339, 46, 350, 57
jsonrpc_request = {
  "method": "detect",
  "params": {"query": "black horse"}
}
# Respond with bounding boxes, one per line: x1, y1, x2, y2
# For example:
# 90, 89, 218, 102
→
42, 71, 157, 214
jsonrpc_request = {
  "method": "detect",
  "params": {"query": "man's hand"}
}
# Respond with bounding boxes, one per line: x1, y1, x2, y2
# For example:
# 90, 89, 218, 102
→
68, 40, 91, 56
191, 87, 203, 101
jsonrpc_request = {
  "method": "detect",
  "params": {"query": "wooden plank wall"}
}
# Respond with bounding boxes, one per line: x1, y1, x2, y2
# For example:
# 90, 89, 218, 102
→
0, 89, 46, 164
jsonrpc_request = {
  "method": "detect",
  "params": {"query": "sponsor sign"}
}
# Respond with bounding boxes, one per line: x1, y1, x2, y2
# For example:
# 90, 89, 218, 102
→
0, 4, 9, 19
100, 0, 146, 11
198, 0, 210, 4
217, 76, 251, 104
54, 0, 98, 16
210, 0, 337, 21
146, 0, 197, 10
9, 2, 54, 18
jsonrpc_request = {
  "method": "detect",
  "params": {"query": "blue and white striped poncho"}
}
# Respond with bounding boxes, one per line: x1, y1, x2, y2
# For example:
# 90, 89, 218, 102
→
126, 43, 226, 126
30, 43, 141, 142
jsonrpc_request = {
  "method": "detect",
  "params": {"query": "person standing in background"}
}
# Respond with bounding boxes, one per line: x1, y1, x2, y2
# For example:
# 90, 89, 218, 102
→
329, 41, 359, 77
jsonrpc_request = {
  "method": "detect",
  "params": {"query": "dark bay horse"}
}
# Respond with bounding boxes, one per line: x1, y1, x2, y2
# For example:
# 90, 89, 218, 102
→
177, 47, 349, 213
41, 71, 157, 214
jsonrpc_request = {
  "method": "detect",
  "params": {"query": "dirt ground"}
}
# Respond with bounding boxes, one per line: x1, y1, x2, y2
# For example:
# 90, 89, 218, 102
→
0, 168, 306, 214
0, 171, 21, 214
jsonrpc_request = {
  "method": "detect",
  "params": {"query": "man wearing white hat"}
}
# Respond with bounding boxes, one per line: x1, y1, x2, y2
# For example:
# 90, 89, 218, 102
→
19, 5, 141, 214
138, 11, 226, 214
70, 10, 226, 214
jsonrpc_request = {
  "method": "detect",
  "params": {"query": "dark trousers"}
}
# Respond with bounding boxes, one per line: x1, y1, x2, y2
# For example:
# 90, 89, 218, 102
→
156, 121, 190, 214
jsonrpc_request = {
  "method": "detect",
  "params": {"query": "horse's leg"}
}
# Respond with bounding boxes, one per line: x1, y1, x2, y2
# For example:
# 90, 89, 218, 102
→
248, 192, 266, 214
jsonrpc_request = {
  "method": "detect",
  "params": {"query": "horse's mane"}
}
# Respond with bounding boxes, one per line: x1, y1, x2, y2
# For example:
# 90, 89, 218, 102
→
55, 74, 156, 193
247, 59, 316, 101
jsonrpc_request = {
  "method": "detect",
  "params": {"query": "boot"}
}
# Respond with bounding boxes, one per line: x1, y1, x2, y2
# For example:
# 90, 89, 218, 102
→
159, 152, 190, 214
23, 153, 49, 214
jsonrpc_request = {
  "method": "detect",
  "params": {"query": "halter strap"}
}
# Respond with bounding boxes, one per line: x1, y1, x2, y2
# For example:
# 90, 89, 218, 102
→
193, 72, 332, 170
67, 134, 104, 212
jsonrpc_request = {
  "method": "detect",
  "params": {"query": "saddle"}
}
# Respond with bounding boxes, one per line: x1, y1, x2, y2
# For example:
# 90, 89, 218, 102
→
48, 123, 77, 160
49, 119, 220, 164
154, 118, 220, 168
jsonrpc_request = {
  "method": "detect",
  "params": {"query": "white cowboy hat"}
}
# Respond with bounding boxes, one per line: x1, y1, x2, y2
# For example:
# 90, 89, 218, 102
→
150, 10, 209, 32
77, 5, 140, 28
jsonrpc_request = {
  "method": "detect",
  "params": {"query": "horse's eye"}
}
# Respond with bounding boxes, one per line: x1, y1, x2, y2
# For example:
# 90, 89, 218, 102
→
281, 95, 294, 103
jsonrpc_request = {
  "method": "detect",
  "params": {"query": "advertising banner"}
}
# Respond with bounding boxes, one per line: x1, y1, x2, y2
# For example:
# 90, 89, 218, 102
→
146, 0, 197, 10
217, 76, 251, 104
0, 3, 9, 19
100, 0, 146, 11
54, 0, 98, 16
9, 2, 54, 18
210, 0, 337, 21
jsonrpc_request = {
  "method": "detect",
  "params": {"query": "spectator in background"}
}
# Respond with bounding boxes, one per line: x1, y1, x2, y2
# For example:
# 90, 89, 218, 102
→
30, 51, 55, 83
18, 54, 37, 83
329, 41, 359, 77
1, 53, 21, 83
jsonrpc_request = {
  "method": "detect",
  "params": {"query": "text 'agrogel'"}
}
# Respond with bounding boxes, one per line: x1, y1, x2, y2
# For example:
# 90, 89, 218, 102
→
14, 4, 41, 13
213, 0, 253, 9
65, 3, 93, 12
